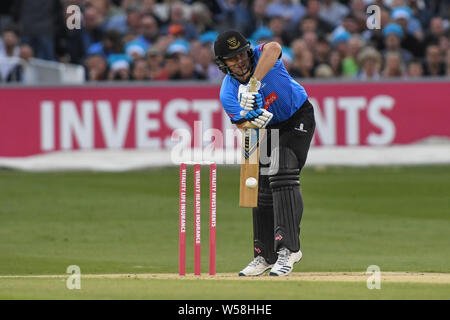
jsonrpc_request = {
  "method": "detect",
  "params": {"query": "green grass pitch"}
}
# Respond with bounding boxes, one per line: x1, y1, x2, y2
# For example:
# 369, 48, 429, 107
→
0, 165, 449, 299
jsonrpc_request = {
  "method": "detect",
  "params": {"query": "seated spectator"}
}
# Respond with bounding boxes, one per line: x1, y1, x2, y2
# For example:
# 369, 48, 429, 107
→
136, 14, 160, 49
356, 46, 382, 80
167, 39, 190, 56
164, 52, 182, 80
161, 2, 198, 41
179, 54, 205, 80
88, 30, 124, 59
382, 23, 413, 64
105, 3, 142, 35
390, 6, 423, 57
146, 46, 168, 80
314, 63, 335, 78
195, 44, 223, 82
302, 31, 318, 53
423, 17, 448, 48
304, 0, 334, 36
268, 15, 291, 46
190, 2, 213, 35
108, 55, 131, 81
265, 0, 306, 32
125, 40, 147, 61
315, 36, 331, 64
319, 0, 350, 28
243, 0, 269, 37
291, 49, 315, 78
84, 54, 109, 81
131, 58, 150, 81
328, 50, 343, 77
65, 4, 106, 64
407, 58, 424, 77
382, 51, 406, 78
331, 30, 351, 58
342, 35, 363, 77
422, 44, 445, 76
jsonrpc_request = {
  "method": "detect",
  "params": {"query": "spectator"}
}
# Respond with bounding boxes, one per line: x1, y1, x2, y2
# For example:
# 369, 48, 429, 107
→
342, 35, 363, 77
195, 44, 223, 82
382, 51, 405, 77
131, 58, 150, 81
0, 25, 22, 82
423, 17, 448, 48
268, 16, 291, 46
265, 0, 306, 32
315, 36, 331, 64
212, 0, 251, 34
422, 44, 446, 76
319, 0, 350, 28
88, 30, 124, 59
304, 0, 335, 36
382, 23, 413, 64
291, 49, 315, 78
161, 2, 198, 41
84, 54, 109, 81
146, 46, 168, 80
164, 52, 181, 80
136, 14, 160, 49
243, 0, 269, 37
314, 63, 335, 78
105, 3, 142, 35
406, 58, 424, 77
302, 31, 318, 54
0, 25, 20, 59
190, 2, 213, 35
19, 44, 34, 61
356, 46, 382, 80
108, 55, 131, 81
11, 0, 64, 61
125, 40, 147, 61
331, 31, 351, 59
65, 4, 106, 64
179, 54, 206, 80
328, 50, 343, 77
390, 6, 423, 57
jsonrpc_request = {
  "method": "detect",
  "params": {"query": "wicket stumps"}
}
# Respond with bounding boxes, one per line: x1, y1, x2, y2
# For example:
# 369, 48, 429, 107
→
179, 162, 216, 276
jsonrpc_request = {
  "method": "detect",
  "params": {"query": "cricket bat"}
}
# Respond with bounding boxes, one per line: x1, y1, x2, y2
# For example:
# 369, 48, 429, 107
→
239, 77, 261, 207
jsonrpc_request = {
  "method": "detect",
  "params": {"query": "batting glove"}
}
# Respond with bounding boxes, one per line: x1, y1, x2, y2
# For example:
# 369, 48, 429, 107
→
238, 82, 263, 111
242, 109, 273, 129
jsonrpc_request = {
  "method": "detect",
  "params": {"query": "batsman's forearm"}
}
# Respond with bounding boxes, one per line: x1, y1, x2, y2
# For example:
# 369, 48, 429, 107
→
252, 42, 282, 82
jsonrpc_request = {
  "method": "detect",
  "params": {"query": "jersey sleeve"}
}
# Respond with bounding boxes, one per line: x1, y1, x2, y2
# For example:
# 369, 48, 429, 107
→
219, 78, 245, 124
253, 43, 282, 62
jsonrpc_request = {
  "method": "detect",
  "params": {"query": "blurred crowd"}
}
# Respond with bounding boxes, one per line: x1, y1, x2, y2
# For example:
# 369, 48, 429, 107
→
0, 0, 449, 83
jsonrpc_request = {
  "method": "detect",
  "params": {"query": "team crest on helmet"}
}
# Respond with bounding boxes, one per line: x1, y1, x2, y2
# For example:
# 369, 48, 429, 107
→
227, 37, 240, 50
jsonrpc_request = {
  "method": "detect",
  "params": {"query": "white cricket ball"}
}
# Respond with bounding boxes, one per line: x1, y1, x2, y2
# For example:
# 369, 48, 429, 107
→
245, 177, 258, 189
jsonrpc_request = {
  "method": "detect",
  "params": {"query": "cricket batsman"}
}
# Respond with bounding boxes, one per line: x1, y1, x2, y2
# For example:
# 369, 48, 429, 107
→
214, 30, 316, 276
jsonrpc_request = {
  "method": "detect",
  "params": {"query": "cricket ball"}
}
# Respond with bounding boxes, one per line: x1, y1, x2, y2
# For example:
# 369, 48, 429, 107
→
245, 177, 258, 189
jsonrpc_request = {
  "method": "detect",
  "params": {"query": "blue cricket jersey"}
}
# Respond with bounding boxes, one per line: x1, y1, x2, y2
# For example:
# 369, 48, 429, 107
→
219, 43, 308, 125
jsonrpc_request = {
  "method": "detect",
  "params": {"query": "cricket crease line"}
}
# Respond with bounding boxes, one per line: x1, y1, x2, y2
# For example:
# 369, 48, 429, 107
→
0, 272, 449, 283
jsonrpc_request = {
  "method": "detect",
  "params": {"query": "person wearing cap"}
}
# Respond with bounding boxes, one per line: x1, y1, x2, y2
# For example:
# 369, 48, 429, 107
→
382, 23, 413, 64
390, 6, 423, 57
214, 30, 315, 277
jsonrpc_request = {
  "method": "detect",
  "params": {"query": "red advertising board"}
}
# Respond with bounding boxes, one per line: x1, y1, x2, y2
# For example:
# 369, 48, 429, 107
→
0, 81, 449, 157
